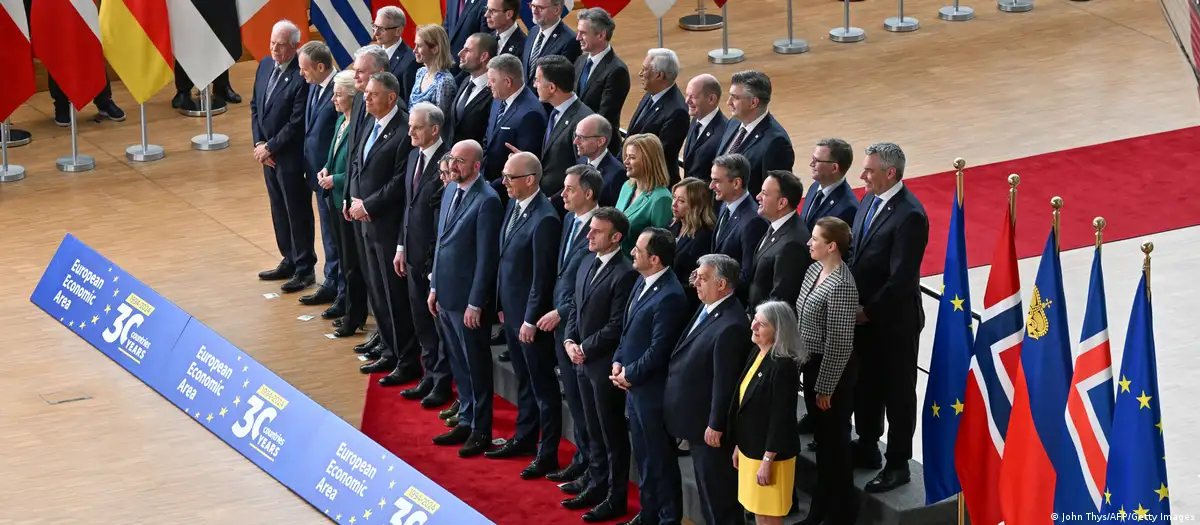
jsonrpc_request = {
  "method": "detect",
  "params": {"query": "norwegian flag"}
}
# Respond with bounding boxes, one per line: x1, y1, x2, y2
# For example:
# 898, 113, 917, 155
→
954, 205, 1022, 525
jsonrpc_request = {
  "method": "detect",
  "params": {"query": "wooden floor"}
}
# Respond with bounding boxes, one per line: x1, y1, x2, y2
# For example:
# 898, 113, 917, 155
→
0, 0, 1196, 521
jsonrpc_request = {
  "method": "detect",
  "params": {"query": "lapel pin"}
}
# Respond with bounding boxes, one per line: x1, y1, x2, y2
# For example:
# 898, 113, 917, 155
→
757, 372, 763, 377
771, 237, 776, 242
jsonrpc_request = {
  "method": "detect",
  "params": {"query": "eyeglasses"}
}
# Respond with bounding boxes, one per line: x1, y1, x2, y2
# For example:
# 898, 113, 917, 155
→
573, 134, 603, 141
502, 172, 536, 181
810, 157, 836, 165
372, 25, 400, 32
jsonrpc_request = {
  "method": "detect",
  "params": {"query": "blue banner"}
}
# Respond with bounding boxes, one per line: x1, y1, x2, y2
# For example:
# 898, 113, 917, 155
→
30, 234, 492, 525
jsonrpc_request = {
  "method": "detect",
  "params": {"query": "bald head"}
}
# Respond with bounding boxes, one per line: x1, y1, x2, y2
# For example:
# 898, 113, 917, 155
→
450, 140, 483, 184
685, 73, 722, 119
502, 151, 542, 199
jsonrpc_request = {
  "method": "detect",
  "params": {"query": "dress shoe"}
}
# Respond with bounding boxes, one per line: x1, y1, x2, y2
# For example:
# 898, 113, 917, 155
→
439, 400, 461, 420
582, 498, 628, 523
865, 468, 911, 493
545, 461, 587, 482
562, 487, 606, 510
322, 302, 346, 319
171, 91, 187, 109
459, 433, 493, 458
498, 350, 511, 362
797, 414, 816, 434
378, 367, 421, 387
334, 323, 360, 338
258, 262, 294, 281
354, 333, 381, 353
559, 475, 589, 495
445, 415, 460, 427
400, 379, 433, 400
281, 273, 316, 293
299, 285, 337, 305
218, 85, 242, 104
365, 348, 382, 361
98, 100, 126, 121
420, 389, 452, 409
484, 438, 537, 459
519, 457, 559, 480
807, 440, 819, 451
360, 357, 396, 374
333, 318, 344, 328
432, 425, 471, 446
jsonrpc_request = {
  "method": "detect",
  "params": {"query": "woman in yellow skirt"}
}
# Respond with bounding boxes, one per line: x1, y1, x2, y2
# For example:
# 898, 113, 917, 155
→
727, 300, 804, 524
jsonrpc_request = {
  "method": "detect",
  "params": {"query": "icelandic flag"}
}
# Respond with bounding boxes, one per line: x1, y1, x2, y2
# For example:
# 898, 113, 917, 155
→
954, 205, 1022, 525
1053, 246, 1114, 515
310, 0, 375, 68
1101, 270, 1170, 520
999, 229, 1074, 524
920, 187, 974, 504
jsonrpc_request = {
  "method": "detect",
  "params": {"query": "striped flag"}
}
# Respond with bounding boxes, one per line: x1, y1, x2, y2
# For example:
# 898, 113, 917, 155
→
167, 0, 238, 89
30, 0, 108, 110
0, 0, 35, 121
310, 0, 373, 68
100, 0, 175, 104
237, 0, 309, 59
954, 204, 1022, 525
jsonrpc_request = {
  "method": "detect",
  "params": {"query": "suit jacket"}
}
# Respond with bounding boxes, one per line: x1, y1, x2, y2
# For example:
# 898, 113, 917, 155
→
553, 211, 596, 319
449, 75, 492, 146
346, 93, 371, 157
665, 296, 753, 442
715, 112, 795, 196
682, 111, 729, 182
711, 195, 769, 287
250, 57, 307, 173
564, 251, 639, 374
574, 50, 630, 155
303, 80, 338, 186
497, 193, 562, 324
431, 176, 504, 312
849, 185, 930, 335
626, 85, 689, 181
541, 98, 594, 207
388, 43, 421, 108
727, 350, 801, 461
746, 213, 809, 312
495, 26, 526, 58
669, 222, 713, 313
801, 178, 860, 234
522, 22, 582, 86
444, 0, 487, 56
347, 107, 413, 235
614, 271, 688, 390
579, 152, 628, 207
402, 141, 449, 277
324, 114, 352, 208
484, 88, 547, 181
615, 184, 674, 255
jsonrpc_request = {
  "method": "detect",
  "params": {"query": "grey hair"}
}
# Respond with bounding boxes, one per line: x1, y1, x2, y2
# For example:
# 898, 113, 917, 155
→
580, 114, 611, 145
410, 101, 445, 129
273, 20, 301, 45
487, 54, 525, 85
755, 300, 805, 363
731, 69, 772, 106
865, 142, 906, 179
332, 70, 358, 95
712, 153, 750, 185
510, 151, 543, 186
376, 5, 407, 28
645, 48, 679, 82
299, 41, 334, 70
565, 164, 604, 202
354, 45, 389, 72
576, 7, 615, 40
369, 71, 401, 96
696, 253, 740, 291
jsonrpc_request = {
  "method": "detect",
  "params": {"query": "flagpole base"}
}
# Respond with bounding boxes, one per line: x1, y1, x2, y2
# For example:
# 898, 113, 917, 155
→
939, 5, 975, 20
679, 12, 723, 30
0, 165, 25, 182
3, 129, 32, 148
773, 38, 809, 54
192, 133, 230, 151
884, 16, 920, 31
830, 26, 866, 42
997, 0, 1032, 12
179, 106, 228, 118
126, 144, 165, 162
708, 48, 745, 64
56, 155, 95, 173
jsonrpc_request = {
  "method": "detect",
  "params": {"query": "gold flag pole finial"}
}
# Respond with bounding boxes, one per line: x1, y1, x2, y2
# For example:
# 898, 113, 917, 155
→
1093, 217, 1106, 251
954, 158, 966, 207
1007, 174, 1020, 227
1142, 241, 1154, 299
1051, 196, 1064, 253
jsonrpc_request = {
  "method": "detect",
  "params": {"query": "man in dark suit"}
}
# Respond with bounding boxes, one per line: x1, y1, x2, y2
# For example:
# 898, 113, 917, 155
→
395, 103, 454, 409
375, 6, 421, 105
297, 41, 342, 310
574, 115, 627, 207
538, 165, 603, 488
522, 0, 582, 87
682, 74, 727, 183
533, 55, 593, 213
252, 21, 316, 295
611, 227, 688, 525
627, 48, 689, 184
715, 70, 795, 197
429, 139, 504, 458
483, 54, 547, 183
747, 170, 809, 312
445, 0, 488, 57
562, 206, 639, 522
573, 7, 629, 156
346, 72, 421, 387
485, 0, 525, 58
709, 154, 769, 293
848, 142, 929, 493
665, 253, 751, 525
450, 33, 496, 145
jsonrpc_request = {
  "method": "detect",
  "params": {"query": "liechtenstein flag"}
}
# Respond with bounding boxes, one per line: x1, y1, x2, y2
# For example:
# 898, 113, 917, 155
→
998, 228, 1074, 524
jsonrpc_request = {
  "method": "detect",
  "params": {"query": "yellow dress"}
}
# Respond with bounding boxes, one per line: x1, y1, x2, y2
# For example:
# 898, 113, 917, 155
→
737, 351, 796, 517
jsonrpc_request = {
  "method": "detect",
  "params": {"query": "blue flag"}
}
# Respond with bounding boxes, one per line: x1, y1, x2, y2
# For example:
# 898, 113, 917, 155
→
1101, 272, 1170, 521
921, 187, 974, 504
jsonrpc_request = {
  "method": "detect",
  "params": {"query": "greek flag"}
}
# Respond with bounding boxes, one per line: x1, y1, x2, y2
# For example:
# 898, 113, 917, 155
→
311, 0, 374, 68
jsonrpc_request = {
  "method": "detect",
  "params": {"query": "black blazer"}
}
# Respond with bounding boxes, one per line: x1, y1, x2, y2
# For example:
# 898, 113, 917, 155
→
401, 142, 449, 277
449, 75, 492, 146
495, 26, 526, 58
250, 57, 307, 173
303, 80, 338, 186
665, 296, 753, 442
627, 85, 689, 183
574, 50, 630, 155
669, 221, 713, 313
801, 178, 860, 235
746, 213, 809, 313
497, 193, 561, 323
682, 111, 729, 182
388, 43, 421, 109
715, 112, 795, 197
712, 195, 769, 287
347, 107, 413, 233
578, 152, 628, 207
541, 98, 594, 209
522, 22, 582, 86
564, 252, 639, 375
849, 185, 930, 335
727, 350, 800, 461
445, 0, 487, 56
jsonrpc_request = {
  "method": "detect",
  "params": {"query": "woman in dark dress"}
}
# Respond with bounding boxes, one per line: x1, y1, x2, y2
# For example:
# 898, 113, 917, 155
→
669, 177, 715, 312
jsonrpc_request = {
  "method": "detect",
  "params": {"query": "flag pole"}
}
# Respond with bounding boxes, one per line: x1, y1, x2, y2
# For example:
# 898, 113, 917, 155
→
1094, 217, 1105, 252
707, 4, 745, 64
679, 0, 723, 30
829, 0, 866, 43
954, 157, 965, 206
126, 104, 165, 162
1142, 241, 1153, 299
0, 120, 26, 182
1007, 173, 1020, 226
192, 87, 230, 151
957, 493, 965, 525
773, 0, 809, 54
55, 106, 96, 172
884, 0, 920, 32
1051, 196, 1063, 253
940, 0, 975, 21
658, 16, 664, 48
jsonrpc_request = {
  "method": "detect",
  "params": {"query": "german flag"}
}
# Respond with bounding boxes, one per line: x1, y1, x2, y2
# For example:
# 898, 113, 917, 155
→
100, 0, 174, 104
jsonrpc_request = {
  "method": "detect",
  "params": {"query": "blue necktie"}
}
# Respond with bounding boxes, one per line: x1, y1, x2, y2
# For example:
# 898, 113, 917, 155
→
306, 85, 317, 125
362, 122, 381, 162
544, 108, 559, 148
688, 307, 709, 336
579, 58, 594, 91
562, 218, 581, 265
862, 197, 884, 236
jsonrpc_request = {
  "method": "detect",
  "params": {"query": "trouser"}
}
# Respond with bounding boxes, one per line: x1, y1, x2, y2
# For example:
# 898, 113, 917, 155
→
690, 435, 741, 525
333, 206, 368, 329
505, 319, 562, 460
439, 308, 494, 436
853, 325, 919, 470
315, 189, 342, 292
48, 75, 112, 110
554, 325, 590, 467
628, 391, 682, 525
579, 361, 630, 502
263, 163, 316, 275
806, 352, 860, 524
362, 224, 419, 371
407, 268, 451, 392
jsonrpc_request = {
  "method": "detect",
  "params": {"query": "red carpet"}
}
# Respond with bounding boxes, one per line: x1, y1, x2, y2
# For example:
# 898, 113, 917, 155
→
360, 374, 640, 525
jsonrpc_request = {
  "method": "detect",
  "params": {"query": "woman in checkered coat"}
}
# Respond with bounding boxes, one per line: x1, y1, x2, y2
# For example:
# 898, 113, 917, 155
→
794, 216, 860, 525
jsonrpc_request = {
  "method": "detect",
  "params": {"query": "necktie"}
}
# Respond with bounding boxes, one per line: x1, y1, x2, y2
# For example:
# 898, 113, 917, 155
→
448, 187, 466, 217
528, 33, 545, 76
413, 152, 425, 193
685, 120, 702, 156
862, 198, 884, 237
504, 204, 521, 239
628, 279, 645, 319
563, 218, 581, 265
579, 58, 594, 92
265, 66, 282, 104
457, 82, 474, 114
630, 95, 649, 129
757, 226, 775, 255
715, 206, 730, 240
806, 190, 827, 222
457, 0, 467, 19
688, 307, 709, 336
586, 256, 601, 283
306, 84, 318, 124
362, 122, 381, 162
497, 100, 508, 120
726, 126, 748, 154
543, 109, 559, 148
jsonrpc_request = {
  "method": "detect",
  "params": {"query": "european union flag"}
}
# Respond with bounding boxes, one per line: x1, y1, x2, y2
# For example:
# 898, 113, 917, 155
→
1101, 272, 1170, 521
921, 187, 974, 504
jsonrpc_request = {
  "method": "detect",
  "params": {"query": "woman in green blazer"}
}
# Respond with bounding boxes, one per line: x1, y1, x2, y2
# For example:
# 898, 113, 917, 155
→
316, 70, 356, 212
615, 133, 675, 253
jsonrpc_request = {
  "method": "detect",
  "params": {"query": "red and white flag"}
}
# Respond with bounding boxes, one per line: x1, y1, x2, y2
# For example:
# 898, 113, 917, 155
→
0, 0, 35, 121
30, 0, 108, 110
